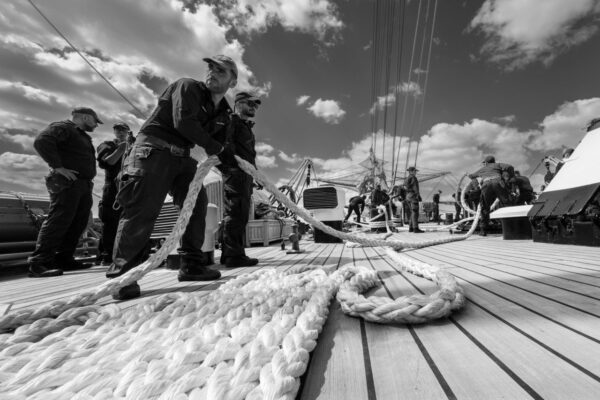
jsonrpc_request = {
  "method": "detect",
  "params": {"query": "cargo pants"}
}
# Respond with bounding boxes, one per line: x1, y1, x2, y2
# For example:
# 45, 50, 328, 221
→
220, 169, 253, 260
29, 179, 93, 265
111, 138, 208, 275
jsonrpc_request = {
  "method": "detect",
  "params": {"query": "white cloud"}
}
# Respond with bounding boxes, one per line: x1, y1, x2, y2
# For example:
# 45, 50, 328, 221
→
307, 98, 346, 124
369, 81, 422, 114
0, 132, 35, 149
470, 0, 600, 70
296, 95, 310, 106
0, 152, 48, 192
278, 150, 302, 164
529, 97, 600, 151
255, 142, 278, 168
189, 0, 343, 45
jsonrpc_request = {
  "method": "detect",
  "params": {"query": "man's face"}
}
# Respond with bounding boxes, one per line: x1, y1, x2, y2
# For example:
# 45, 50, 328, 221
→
114, 128, 128, 143
237, 99, 259, 118
82, 115, 98, 132
205, 62, 236, 94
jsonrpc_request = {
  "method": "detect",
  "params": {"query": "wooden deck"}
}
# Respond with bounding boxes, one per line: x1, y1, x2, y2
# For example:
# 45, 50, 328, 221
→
1, 229, 599, 399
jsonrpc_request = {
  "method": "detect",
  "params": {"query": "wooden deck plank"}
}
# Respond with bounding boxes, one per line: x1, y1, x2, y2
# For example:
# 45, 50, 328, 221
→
423, 245, 600, 299
406, 249, 600, 341
370, 246, 539, 400
299, 243, 370, 400
360, 246, 450, 400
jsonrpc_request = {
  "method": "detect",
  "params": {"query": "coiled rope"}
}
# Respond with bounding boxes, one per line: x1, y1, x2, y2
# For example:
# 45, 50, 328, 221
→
0, 156, 479, 399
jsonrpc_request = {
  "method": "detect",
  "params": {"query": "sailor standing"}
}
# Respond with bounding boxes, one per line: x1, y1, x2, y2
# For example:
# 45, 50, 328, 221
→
219, 92, 261, 268
404, 166, 423, 233
28, 107, 101, 277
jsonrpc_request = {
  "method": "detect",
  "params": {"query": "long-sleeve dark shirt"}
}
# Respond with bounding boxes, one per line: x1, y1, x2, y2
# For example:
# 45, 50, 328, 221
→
405, 175, 420, 196
433, 193, 440, 204
349, 196, 365, 211
223, 114, 256, 168
140, 78, 231, 155
514, 175, 533, 193
469, 163, 512, 180
97, 140, 123, 181
33, 120, 96, 180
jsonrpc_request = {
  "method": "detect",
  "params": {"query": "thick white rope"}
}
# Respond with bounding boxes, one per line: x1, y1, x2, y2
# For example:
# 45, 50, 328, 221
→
0, 155, 476, 399
234, 157, 482, 249
0, 156, 220, 336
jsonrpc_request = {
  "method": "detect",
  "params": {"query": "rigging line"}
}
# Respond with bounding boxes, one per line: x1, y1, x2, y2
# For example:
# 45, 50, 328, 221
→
403, 0, 431, 172
371, 0, 384, 152
425, 175, 443, 200
390, 0, 407, 186
373, 0, 389, 154
414, 0, 438, 168
406, 0, 431, 169
392, 0, 423, 183
27, 0, 146, 118
369, 0, 380, 147
380, 0, 397, 177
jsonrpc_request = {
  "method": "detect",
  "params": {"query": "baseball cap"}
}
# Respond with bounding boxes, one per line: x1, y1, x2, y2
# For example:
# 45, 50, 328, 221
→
113, 122, 131, 131
482, 155, 495, 163
72, 107, 103, 124
235, 92, 261, 104
203, 55, 238, 78
407, 166, 418, 172
562, 148, 574, 157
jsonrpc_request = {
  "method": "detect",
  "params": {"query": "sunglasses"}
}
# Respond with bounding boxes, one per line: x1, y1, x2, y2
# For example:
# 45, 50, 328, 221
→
243, 100, 259, 108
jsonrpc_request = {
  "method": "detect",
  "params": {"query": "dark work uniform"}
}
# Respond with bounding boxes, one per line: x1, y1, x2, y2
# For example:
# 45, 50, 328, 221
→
465, 178, 481, 211
344, 195, 365, 222
544, 169, 554, 185
30, 120, 96, 266
513, 175, 534, 205
469, 163, 512, 232
453, 192, 463, 222
404, 175, 420, 230
109, 78, 230, 276
432, 193, 441, 223
96, 140, 123, 263
218, 114, 256, 262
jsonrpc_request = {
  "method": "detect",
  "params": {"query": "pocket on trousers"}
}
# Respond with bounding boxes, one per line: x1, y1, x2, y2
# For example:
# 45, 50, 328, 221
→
116, 176, 142, 209
122, 144, 158, 178
44, 173, 73, 194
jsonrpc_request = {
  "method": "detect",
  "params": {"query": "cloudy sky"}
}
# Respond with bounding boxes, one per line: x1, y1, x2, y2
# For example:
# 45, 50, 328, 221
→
1, 0, 600, 211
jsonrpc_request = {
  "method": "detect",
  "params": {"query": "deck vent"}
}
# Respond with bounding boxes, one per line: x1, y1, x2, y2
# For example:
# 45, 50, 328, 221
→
303, 187, 339, 209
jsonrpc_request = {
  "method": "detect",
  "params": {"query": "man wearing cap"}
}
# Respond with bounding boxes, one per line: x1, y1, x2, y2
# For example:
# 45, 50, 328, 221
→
468, 155, 513, 236
96, 122, 133, 265
404, 166, 423, 233
218, 91, 261, 267
512, 170, 534, 205
28, 107, 101, 277
432, 190, 442, 224
106, 55, 238, 300
555, 147, 574, 174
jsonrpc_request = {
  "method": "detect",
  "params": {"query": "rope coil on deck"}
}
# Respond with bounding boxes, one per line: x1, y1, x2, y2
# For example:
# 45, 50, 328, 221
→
0, 156, 477, 399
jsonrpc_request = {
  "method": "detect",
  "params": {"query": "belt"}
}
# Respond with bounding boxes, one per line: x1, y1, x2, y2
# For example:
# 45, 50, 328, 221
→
481, 177, 500, 184
139, 134, 190, 157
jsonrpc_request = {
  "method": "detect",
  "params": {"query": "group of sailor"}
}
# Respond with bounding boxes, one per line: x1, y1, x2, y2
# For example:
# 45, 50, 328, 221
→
344, 147, 581, 236
28, 55, 263, 301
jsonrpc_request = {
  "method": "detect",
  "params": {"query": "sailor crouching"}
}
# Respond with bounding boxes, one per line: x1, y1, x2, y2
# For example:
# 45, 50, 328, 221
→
468, 155, 513, 236
28, 107, 101, 277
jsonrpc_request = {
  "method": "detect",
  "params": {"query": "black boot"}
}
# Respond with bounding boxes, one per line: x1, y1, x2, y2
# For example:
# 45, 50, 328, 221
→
178, 257, 221, 281
413, 228, 424, 233
112, 282, 141, 300
56, 257, 94, 271
28, 263, 63, 278
225, 255, 259, 268
106, 262, 140, 300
